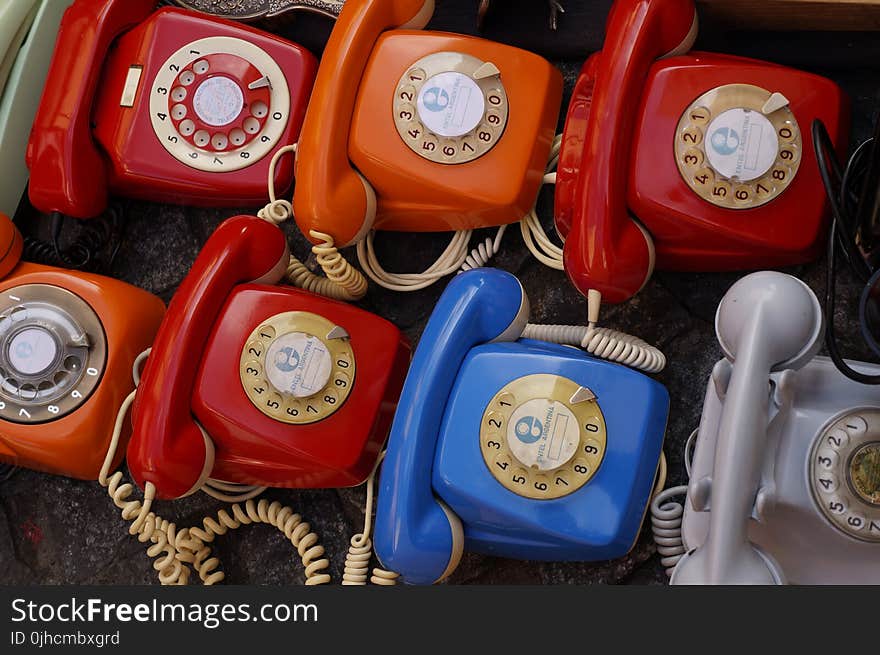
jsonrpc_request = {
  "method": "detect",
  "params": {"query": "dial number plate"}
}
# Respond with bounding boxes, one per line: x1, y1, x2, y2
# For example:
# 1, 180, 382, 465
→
809, 409, 880, 543
150, 36, 290, 173
393, 52, 509, 165
0, 285, 106, 424
674, 84, 801, 210
239, 312, 355, 425
479, 374, 606, 500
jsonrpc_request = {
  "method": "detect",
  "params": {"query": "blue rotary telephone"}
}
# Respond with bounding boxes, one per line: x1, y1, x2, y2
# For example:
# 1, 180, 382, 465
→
373, 268, 670, 584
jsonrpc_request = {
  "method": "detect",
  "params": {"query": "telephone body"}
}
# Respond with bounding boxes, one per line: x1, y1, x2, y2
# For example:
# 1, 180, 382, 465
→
292, 0, 563, 248
0, 0, 72, 217
374, 269, 669, 584
554, 0, 848, 303
0, 212, 165, 480
27, 0, 317, 219
681, 357, 880, 585
671, 271, 880, 585
126, 215, 411, 500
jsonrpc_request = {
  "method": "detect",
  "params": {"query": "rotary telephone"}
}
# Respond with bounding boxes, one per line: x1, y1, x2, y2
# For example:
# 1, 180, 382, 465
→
126, 214, 410, 500
373, 268, 669, 584
554, 0, 849, 303
0, 211, 164, 480
291, 0, 563, 257
657, 272, 880, 585
0, 1, 72, 217
26, 0, 317, 219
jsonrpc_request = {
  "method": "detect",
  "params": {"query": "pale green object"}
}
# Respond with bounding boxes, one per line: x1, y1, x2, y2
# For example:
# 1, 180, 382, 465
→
0, 0, 72, 217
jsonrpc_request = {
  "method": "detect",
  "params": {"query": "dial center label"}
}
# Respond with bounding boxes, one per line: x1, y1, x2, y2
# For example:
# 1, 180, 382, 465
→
507, 398, 579, 471
265, 332, 331, 398
417, 71, 484, 138
193, 76, 244, 127
8, 327, 57, 376
705, 108, 778, 181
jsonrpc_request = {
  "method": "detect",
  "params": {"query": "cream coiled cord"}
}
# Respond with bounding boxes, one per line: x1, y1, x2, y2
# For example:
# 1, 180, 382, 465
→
100, 350, 330, 584
523, 289, 666, 373
341, 453, 399, 585
176, 499, 331, 585
258, 145, 368, 301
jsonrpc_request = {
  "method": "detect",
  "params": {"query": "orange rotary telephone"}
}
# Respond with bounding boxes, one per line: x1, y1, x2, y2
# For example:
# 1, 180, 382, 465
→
291, 0, 563, 249
0, 212, 164, 479
555, 0, 848, 303
26, 0, 317, 219
126, 215, 411, 500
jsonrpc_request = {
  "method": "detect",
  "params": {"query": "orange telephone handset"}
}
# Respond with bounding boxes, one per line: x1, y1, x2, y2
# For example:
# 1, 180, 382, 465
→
0, 213, 164, 479
292, 0, 562, 247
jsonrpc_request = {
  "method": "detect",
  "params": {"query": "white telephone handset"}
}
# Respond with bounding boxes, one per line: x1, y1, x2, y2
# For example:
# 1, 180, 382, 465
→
672, 271, 823, 584
0, 0, 71, 216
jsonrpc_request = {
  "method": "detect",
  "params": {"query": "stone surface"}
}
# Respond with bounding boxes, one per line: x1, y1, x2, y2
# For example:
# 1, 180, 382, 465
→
1, 2, 878, 586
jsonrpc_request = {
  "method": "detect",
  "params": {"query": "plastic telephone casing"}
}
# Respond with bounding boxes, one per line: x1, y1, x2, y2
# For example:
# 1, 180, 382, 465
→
682, 356, 880, 585
434, 340, 669, 561
193, 284, 411, 489
0, 262, 165, 480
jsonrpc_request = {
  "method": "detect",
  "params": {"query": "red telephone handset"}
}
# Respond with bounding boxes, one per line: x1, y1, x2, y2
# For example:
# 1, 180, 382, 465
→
27, 0, 155, 218
557, 0, 697, 303
128, 217, 289, 498
293, 0, 434, 246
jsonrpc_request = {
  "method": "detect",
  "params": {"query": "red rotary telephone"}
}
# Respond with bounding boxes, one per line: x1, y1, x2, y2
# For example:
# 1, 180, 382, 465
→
555, 0, 848, 302
26, 0, 317, 219
126, 215, 411, 499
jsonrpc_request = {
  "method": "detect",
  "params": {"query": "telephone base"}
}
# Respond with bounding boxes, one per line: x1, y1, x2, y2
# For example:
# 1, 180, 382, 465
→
682, 355, 880, 584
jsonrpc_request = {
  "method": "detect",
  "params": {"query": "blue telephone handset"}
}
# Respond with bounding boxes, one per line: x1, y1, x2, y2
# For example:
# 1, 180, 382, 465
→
375, 269, 670, 584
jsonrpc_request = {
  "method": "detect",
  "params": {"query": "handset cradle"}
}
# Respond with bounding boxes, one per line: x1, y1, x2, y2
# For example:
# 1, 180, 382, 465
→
671, 271, 822, 584
27, 0, 154, 218
559, 0, 697, 302
376, 269, 529, 583
293, 0, 434, 247
128, 216, 289, 499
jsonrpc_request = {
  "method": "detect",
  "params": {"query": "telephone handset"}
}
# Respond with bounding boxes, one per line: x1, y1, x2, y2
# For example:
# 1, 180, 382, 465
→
292, 0, 563, 248
555, 0, 848, 303
0, 212, 164, 480
26, 0, 317, 219
373, 269, 669, 584
0, 1, 72, 217
670, 272, 880, 585
127, 215, 410, 500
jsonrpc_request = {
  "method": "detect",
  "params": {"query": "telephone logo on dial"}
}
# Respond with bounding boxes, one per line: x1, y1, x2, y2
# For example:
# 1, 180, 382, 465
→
674, 84, 801, 209
239, 312, 355, 425
149, 36, 290, 173
480, 374, 606, 500
393, 52, 509, 165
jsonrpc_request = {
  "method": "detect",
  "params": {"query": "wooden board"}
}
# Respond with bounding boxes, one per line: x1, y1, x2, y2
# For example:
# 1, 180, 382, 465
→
698, 0, 880, 30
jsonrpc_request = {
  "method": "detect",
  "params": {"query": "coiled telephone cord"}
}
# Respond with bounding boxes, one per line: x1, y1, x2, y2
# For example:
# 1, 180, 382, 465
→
522, 289, 666, 373
342, 453, 399, 585
102, 350, 329, 584
650, 429, 698, 577
258, 144, 367, 301
176, 500, 331, 585
99, 390, 191, 585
